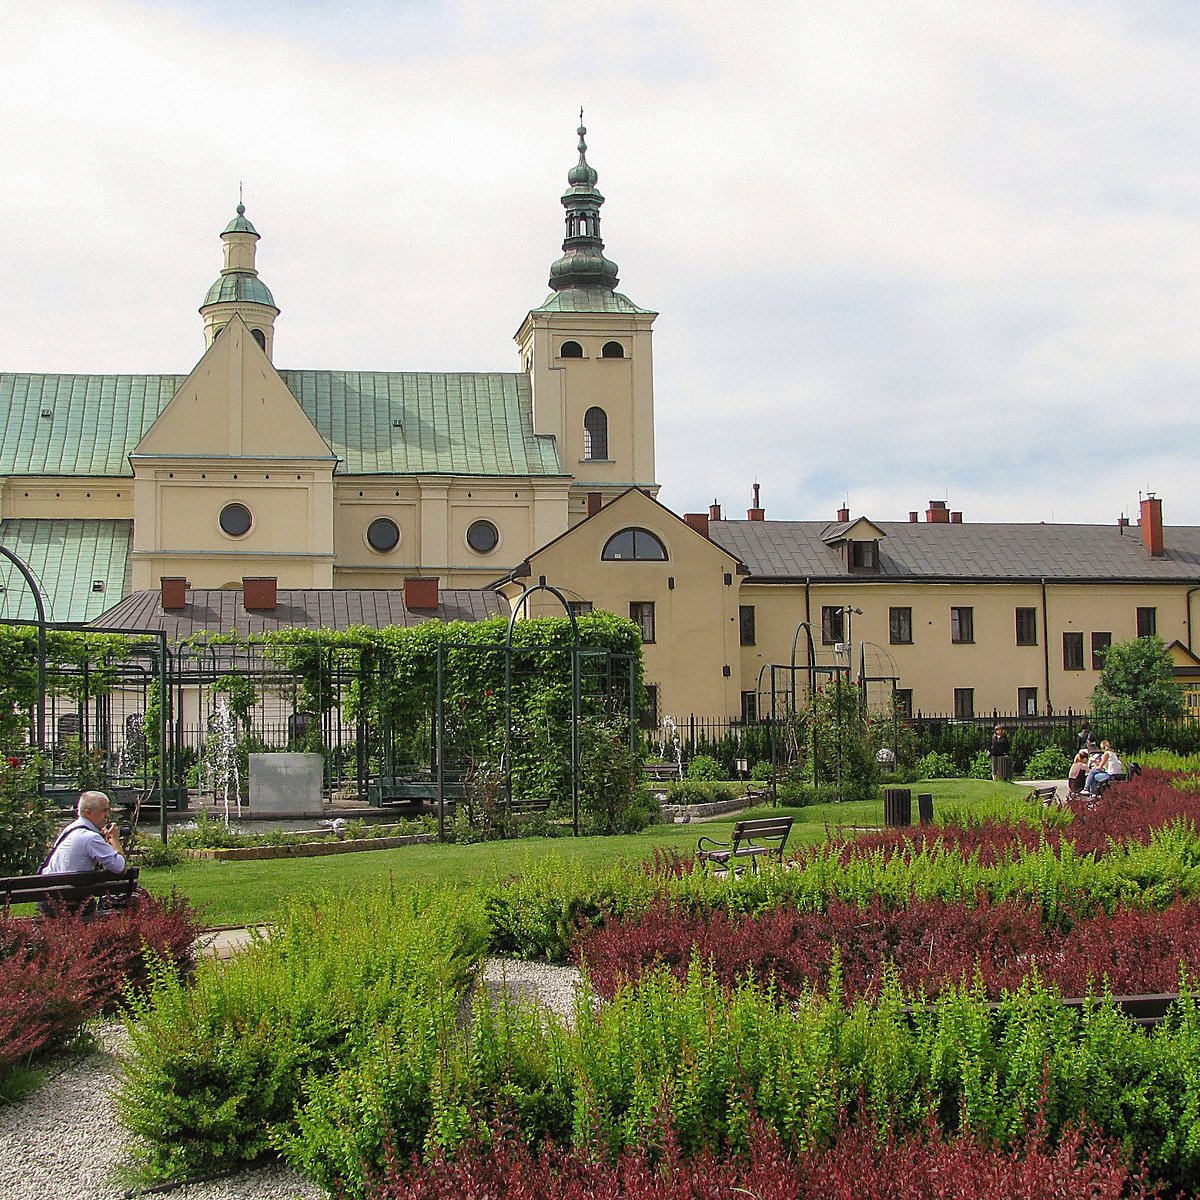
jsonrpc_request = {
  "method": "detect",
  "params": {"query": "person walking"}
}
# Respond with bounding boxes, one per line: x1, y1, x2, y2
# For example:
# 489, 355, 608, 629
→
989, 726, 1013, 782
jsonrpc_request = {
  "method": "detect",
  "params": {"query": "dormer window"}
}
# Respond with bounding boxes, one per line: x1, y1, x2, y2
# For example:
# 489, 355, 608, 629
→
849, 540, 879, 571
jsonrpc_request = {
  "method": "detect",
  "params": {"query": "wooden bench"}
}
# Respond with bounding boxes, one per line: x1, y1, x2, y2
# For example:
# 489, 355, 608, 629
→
0, 867, 141, 916
1026, 785, 1059, 805
368, 772, 466, 807
644, 762, 683, 783
696, 816, 794, 873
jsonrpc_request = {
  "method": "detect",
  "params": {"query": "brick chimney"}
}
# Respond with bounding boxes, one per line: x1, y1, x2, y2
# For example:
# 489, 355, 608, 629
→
243, 577, 277, 611
837, 504, 850, 522
747, 482, 765, 522
1139, 494, 1164, 556
926, 500, 950, 524
950, 511, 962, 524
160, 577, 188, 611
683, 513, 710, 537
709, 500, 722, 522
404, 577, 439, 610
909, 511, 919, 523
586, 492, 602, 517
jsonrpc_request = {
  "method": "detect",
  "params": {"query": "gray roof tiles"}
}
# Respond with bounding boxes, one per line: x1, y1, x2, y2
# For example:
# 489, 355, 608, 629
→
710, 520, 1200, 583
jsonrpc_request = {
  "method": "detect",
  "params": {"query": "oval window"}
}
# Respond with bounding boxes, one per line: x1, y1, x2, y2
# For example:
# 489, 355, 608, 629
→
466, 519, 499, 554
219, 503, 252, 537
366, 517, 400, 553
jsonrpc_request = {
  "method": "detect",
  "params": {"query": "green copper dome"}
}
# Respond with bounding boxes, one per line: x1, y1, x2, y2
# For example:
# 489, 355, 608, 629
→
222, 203, 259, 236
548, 117, 619, 294
201, 274, 277, 308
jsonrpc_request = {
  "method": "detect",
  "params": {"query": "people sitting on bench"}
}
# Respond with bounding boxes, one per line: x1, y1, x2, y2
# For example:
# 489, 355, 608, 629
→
1067, 749, 1089, 794
1082, 742, 1124, 797
38, 790, 126, 917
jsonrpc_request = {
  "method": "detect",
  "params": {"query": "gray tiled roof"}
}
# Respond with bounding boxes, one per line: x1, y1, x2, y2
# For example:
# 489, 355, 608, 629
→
92, 588, 507, 640
0, 519, 131, 623
710, 520, 1200, 583
0, 371, 562, 478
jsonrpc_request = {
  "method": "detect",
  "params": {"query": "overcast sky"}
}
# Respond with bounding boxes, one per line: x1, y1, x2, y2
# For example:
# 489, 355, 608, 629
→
2, 0, 1198, 526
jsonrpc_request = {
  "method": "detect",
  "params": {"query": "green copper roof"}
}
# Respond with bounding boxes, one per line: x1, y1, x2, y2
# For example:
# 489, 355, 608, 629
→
202, 274, 277, 308
0, 374, 186, 476
534, 288, 655, 315
0, 519, 131, 623
280, 371, 562, 475
548, 119, 622, 294
0, 370, 561, 478
222, 203, 258, 236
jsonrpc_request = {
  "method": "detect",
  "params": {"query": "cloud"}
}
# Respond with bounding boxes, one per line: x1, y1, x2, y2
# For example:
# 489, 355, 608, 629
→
1, 0, 1198, 525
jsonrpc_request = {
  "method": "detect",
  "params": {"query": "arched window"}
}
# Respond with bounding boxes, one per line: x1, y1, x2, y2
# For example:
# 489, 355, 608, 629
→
251, 328, 266, 350
602, 527, 668, 561
559, 340, 584, 358
601, 341, 625, 359
583, 407, 608, 461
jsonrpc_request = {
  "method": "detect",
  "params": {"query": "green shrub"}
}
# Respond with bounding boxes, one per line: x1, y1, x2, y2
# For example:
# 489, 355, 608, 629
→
915, 751, 959, 779
1023, 746, 1072, 780
775, 780, 842, 807
0, 753, 56, 875
686, 754, 722, 781
750, 760, 773, 781
968, 749, 992, 779
666, 781, 737, 807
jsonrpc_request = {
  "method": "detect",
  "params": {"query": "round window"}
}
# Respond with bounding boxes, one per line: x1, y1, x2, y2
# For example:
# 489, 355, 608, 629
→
219, 503, 252, 537
366, 517, 400, 553
466, 519, 499, 554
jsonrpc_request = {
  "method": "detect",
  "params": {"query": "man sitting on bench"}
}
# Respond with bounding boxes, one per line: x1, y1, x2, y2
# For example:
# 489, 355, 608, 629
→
39, 791, 126, 916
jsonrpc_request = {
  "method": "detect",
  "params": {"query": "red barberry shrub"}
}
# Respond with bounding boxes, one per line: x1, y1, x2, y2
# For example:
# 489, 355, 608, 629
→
0, 891, 198, 1067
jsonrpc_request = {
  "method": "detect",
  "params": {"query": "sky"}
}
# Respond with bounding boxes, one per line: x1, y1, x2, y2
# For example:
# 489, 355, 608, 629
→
2, 0, 1198, 526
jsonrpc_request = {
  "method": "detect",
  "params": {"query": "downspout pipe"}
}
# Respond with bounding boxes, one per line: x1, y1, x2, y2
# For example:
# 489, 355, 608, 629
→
1040, 578, 1052, 715
1187, 586, 1200, 654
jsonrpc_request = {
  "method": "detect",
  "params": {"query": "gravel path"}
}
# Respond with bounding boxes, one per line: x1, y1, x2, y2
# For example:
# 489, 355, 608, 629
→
0, 958, 582, 1200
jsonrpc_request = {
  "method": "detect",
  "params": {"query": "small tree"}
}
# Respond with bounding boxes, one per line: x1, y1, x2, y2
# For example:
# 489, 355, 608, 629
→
0, 754, 56, 875
1090, 635, 1184, 724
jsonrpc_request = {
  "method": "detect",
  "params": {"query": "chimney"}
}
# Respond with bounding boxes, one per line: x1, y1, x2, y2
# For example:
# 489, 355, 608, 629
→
950, 511, 962, 524
404, 577, 439, 610
586, 491, 602, 517
242, 577, 277, 611
908, 511, 919, 523
926, 500, 950, 524
1139, 494, 1164, 556
1117, 515, 1130, 530
747, 482, 765, 522
837, 504, 850, 523
160, 577, 188, 611
709, 500, 722, 522
683, 513, 710, 538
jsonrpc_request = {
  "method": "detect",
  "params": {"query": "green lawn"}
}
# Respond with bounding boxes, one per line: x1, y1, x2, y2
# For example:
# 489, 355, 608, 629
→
143, 778, 1032, 927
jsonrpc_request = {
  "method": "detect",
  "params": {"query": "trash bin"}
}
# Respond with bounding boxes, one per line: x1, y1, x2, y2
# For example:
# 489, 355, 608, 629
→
883, 787, 912, 828
917, 792, 934, 826
992, 754, 1013, 782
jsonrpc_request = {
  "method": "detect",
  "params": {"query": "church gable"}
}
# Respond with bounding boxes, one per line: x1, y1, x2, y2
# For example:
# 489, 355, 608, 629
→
132, 317, 333, 462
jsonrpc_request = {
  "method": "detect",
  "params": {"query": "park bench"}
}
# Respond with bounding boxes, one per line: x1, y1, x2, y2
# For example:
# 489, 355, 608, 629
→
644, 762, 683, 783
368, 770, 466, 808
0, 866, 141, 916
1026, 785, 1059, 805
696, 816, 794, 873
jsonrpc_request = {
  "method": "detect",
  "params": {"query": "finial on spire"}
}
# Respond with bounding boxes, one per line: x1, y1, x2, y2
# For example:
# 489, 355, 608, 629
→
238, 180, 244, 215
549, 115, 618, 293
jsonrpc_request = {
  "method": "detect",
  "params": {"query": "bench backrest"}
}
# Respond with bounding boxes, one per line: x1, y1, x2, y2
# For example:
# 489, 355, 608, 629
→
0, 867, 139, 909
731, 817, 793, 847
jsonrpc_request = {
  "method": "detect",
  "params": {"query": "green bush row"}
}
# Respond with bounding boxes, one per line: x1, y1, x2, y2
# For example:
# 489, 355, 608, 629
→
482, 823, 1200, 961
118, 886, 487, 1184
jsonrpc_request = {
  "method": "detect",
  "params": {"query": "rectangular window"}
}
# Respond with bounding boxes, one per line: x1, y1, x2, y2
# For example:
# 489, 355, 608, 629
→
821, 605, 844, 645
1063, 631, 1085, 671
889, 607, 913, 645
950, 607, 974, 644
1137, 606, 1157, 638
740, 690, 758, 723
1091, 632, 1111, 671
739, 605, 756, 646
639, 684, 659, 731
894, 688, 913, 720
629, 601, 656, 644
849, 540, 878, 570
1018, 686, 1038, 717
954, 687, 974, 719
568, 600, 593, 617
1015, 607, 1037, 646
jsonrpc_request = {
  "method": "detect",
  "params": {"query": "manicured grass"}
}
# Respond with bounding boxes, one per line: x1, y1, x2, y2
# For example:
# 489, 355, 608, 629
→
142, 778, 1032, 927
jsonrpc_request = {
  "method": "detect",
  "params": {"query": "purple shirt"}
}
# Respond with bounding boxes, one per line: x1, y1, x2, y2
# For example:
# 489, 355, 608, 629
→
41, 818, 126, 875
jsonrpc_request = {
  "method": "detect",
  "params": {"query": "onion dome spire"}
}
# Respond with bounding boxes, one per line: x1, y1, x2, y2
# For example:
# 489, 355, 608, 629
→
548, 112, 619, 294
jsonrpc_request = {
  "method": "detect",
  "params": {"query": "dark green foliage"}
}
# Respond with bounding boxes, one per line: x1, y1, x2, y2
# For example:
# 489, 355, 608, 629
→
1092, 635, 1185, 725
915, 751, 958, 779
0, 753, 55, 874
686, 754, 721, 781
967, 749, 992, 779
1024, 746, 1072, 779
579, 714, 658, 834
